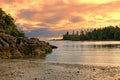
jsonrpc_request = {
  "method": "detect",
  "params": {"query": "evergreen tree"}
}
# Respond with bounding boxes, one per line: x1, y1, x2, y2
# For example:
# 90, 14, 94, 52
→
0, 8, 25, 37
63, 25, 120, 41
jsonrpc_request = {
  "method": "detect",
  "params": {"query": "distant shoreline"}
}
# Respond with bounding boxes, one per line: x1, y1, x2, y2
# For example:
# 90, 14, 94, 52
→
50, 39, 63, 41
50, 39, 120, 41
63, 26, 120, 41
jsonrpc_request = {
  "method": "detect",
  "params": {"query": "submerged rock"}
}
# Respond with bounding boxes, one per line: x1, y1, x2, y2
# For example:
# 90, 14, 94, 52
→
0, 33, 56, 59
50, 45, 58, 49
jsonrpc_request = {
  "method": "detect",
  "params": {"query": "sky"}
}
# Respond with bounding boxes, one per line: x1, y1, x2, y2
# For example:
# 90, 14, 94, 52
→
0, 0, 120, 40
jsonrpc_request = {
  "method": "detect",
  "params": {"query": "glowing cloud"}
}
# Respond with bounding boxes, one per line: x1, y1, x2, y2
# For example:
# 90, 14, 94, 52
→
0, 0, 120, 39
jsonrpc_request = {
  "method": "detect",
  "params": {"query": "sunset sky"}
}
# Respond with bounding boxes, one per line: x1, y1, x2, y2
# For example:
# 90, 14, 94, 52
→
0, 0, 120, 39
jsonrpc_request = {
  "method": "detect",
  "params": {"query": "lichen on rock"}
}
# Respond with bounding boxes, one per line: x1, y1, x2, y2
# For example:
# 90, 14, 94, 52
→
0, 33, 55, 59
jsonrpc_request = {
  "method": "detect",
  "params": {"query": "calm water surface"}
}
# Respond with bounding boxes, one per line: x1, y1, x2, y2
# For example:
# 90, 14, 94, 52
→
46, 41, 120, 65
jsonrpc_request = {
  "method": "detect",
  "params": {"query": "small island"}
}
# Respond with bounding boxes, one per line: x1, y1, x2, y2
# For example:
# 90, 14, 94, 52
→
0, 8, 56, 59
63, 26, 120, 41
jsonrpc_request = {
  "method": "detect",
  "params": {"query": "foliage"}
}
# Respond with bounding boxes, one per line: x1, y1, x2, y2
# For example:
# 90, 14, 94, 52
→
0, 8, 25, 37
63, 25, 120, 41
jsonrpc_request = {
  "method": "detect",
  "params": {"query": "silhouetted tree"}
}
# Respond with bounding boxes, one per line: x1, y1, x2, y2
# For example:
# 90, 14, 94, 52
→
0, 8, 25, 37
63, 25, 120, 41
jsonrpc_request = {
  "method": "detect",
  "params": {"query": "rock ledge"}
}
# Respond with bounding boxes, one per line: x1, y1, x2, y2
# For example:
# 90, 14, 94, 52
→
0, 33, 55, 59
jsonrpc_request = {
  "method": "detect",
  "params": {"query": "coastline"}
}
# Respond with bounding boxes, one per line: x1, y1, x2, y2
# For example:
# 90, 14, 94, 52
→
50, 39, 120, 42
0, 59, 120, 80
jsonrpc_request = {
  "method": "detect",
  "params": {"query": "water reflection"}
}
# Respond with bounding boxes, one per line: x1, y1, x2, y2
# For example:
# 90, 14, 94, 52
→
46, 41, 120, 65
90, 44, 120, 48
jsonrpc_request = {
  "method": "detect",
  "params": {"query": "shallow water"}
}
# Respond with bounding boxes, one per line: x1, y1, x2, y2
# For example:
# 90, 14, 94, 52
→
46, 41, 120, 65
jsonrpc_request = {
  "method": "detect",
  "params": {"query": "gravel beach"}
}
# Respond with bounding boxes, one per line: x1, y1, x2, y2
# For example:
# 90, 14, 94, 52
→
0, 59, 120, 80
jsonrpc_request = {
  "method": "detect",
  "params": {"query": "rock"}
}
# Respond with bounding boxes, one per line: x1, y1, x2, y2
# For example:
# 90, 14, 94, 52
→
16, 37, 24, 45
50, 45, 58, 49
77, 71, 80, 73
0, 33, 56, 59
0, 38, 9, 46
0, 33, 16, 46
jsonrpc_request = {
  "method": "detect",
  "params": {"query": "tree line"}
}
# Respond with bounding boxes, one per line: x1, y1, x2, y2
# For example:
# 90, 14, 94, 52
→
0, 8, 25, 37
63, 25, 120, 41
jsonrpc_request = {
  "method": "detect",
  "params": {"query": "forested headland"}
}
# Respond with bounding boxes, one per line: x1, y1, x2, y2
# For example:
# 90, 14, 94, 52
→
0, 8, 56, 59
63, 26, 120, 41
0, 8, 24, 37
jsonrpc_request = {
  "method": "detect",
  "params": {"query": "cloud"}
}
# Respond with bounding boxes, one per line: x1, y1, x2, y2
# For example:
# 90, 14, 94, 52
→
0, 0, 16, 4
17, 9, 37, 20
25, 28, 68, 38
36, 23, 48, 27
106, 19, 120, 23
70, 16, 85, 23
0, 0, 120, 39
42, 16, 63, 24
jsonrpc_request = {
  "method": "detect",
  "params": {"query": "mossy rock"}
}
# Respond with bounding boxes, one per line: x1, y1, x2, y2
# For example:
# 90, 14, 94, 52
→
0, 52, 11, 59
10, 49, 23, 59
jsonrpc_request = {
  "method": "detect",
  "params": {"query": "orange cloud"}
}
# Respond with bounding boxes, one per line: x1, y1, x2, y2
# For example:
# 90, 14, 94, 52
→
0, 0, 120, 38
72, 0, 119, 4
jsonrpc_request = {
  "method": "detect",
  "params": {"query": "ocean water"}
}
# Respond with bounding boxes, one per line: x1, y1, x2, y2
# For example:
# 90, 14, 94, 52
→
46, 41, 120, 65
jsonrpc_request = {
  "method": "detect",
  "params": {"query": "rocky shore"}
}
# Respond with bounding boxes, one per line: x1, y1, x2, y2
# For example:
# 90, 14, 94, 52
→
0, 59, 120, 80
0, 33, 56, 59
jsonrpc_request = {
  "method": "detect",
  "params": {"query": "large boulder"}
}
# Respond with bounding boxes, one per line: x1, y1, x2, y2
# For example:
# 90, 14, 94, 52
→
0, 33, 55, 59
